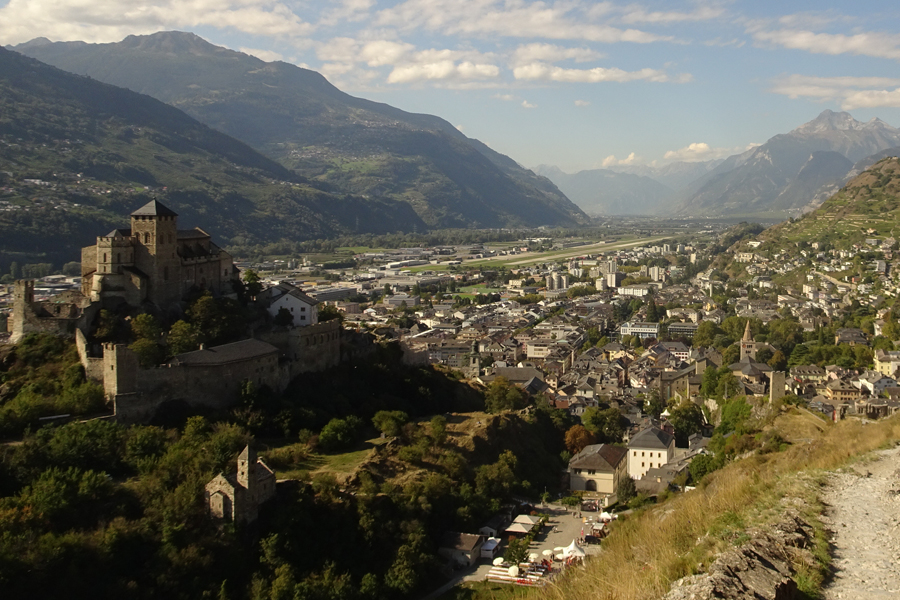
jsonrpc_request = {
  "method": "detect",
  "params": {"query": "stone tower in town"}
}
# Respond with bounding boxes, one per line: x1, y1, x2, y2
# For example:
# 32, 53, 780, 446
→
130, 200, 182, 307
740, 320, 758, 361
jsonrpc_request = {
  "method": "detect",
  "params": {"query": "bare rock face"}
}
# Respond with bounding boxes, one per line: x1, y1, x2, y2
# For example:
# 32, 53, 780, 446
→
665, 513, 813, 600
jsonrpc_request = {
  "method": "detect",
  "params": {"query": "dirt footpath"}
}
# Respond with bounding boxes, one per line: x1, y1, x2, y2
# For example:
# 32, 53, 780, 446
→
821, 445, 900, 599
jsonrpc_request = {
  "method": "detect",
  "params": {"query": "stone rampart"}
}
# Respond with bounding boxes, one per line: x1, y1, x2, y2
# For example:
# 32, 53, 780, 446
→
89, 321, 342, 424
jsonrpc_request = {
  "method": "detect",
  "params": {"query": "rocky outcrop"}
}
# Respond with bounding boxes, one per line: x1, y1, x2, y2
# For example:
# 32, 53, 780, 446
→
665, 512, 815, 600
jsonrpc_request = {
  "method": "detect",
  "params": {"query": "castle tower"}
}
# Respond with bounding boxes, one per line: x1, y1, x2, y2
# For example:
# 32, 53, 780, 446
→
130, 200, 182, 306
769, 371, 786, 403
9, 280, 35, 343
739, 320, 757, 361
237, 445, 257, 494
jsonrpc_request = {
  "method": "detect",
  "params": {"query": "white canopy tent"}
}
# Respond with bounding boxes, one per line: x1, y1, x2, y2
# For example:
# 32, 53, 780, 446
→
563, 539, 586, 558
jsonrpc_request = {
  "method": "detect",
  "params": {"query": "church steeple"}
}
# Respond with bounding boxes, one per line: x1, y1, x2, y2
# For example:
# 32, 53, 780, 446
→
742, 320, 752, 342
740, 320, 757, 361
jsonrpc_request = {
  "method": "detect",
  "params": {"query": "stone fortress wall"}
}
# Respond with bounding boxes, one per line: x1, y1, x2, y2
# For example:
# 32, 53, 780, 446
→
99, 319, 342, 423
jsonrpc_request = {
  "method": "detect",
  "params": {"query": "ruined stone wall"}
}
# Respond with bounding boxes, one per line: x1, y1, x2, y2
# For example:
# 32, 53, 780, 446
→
75, 329, 105, 381
9, 281, 99, 344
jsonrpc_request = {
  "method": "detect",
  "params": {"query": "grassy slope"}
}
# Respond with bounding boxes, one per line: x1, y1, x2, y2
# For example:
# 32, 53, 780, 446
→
760, 157, 900, 249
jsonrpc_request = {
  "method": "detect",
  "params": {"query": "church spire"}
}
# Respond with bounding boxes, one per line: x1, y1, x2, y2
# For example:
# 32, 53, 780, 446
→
742, 319, 752, 342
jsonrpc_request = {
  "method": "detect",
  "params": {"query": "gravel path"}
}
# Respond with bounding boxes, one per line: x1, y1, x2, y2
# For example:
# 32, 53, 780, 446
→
821, 446, 900, 600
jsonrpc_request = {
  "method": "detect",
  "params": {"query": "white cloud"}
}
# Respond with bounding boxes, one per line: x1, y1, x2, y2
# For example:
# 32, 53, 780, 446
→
0, 0, 315, 45
388, 60, 499, 84
704, 37, 745, 48
511, 43, 603, 66
602, 152, 639, 167
239, 46, 283, 62
319, 0, 374, 26
513, 62, 689, 83
620, 5, 725, 25
493, 94, 516, 101
574, 99, 590, 106
770, 74, 900, 109
359, 40, 415, 66
663, 142, 759, 162
375, 0, 670, 44
842, 89, 900, 110
522, 100, 536, 108
751, 28, 900, 61
315, 37, 502, 85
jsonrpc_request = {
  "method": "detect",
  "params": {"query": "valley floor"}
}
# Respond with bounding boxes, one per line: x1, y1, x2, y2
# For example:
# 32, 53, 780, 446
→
822, 445, 900, 600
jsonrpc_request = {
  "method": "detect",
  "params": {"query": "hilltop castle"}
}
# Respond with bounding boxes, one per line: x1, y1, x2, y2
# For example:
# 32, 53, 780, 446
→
81, 200, 240, 308
9, 199, 343, 423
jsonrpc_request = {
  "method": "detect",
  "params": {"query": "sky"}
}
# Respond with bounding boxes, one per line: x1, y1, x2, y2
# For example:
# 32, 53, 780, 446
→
2, 0, 900, 173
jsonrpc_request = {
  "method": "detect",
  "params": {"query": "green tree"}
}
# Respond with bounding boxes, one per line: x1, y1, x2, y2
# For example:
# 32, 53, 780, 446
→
668, 401, 705, 447
721, 344, 740, 366
9, 260, 19, 279
700, 365, 720, 398
273, 306, 294, 327
504, 537, 529, 565
643, 388, 666, 418
129, 338, 164, 368
130, 313, 161, 341
318, 305, 343, 322
646, 297, 659, 322
243, 269, 262, 298
788, 344, 811, 367
474, 450, 518, 498
372, 410, 409, 437
318, 416, 364, 451
581, 406, 624, 443
689, 453, 723, 482
767, 350, 787, 371
94, 309, 120, 341
617, 475, 637, 504
429, 415, 447, 446
61, 261, 81, 276
167, 320, 200, 355
766, 319, 804, 355
715, 371, 740, 400
693, 321, 721, 348
484, 376, 527, 413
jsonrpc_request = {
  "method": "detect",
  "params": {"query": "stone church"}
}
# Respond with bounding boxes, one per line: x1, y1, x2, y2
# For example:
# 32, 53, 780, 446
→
81, 199, 240, 308
205, 445, 276, 523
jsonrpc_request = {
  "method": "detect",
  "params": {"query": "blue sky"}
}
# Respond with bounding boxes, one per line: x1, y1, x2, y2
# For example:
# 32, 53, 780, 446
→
2, 0, 900, 172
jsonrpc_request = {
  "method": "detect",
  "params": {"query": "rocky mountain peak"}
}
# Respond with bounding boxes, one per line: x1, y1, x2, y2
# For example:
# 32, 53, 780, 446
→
119, 31, 226, 57
791, 110, 893, 134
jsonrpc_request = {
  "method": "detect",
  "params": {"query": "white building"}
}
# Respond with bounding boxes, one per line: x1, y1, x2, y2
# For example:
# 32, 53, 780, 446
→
627, 427, 675, 480
266, 283, 319, 326
619, 321, 660, 340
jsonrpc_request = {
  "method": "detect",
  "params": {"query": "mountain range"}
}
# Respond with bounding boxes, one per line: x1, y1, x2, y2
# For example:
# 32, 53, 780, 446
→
0, 45, 438, 264
12, 32, 587, 231
536, 110, 900, 218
